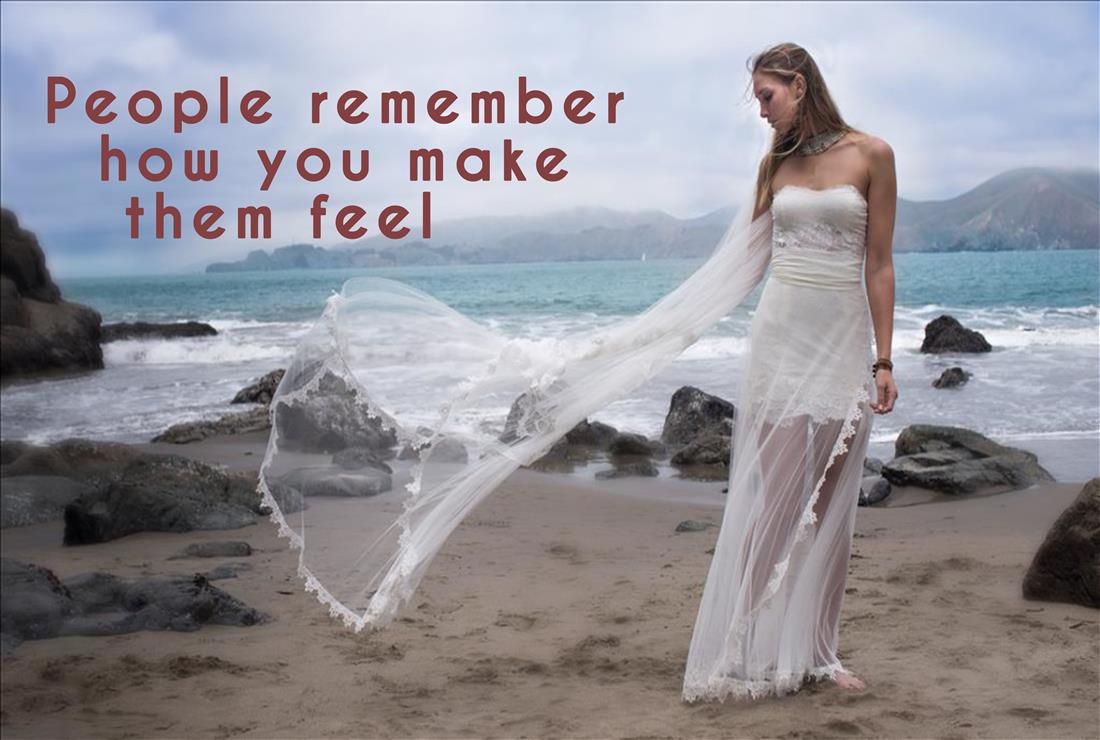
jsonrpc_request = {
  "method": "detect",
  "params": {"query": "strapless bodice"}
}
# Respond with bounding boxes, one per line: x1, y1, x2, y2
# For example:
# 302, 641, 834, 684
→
769, 184, 868, 290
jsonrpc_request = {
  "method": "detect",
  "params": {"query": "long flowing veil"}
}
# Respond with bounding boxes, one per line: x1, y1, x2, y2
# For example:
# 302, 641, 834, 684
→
257, 120, 777, 632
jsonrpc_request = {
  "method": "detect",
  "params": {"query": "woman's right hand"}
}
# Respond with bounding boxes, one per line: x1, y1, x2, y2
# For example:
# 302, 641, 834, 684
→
872, 370, 897, 414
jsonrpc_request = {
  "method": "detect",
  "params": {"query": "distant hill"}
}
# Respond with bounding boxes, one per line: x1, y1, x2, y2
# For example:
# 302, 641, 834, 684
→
893, 167, 1098, 252
205, 167, 1098, 272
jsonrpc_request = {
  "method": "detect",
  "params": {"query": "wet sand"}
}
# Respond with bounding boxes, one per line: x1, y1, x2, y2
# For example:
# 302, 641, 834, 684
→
1, 432, 1097, 739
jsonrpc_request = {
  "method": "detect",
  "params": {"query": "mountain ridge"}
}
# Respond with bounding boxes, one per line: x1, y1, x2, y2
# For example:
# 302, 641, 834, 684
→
206, 166, 1099, 273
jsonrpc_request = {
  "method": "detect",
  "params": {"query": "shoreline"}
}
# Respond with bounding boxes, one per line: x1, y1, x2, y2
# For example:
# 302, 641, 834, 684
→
1, 429, 1096, 738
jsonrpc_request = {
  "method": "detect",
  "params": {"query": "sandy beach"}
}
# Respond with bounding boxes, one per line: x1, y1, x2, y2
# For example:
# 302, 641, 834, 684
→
1, 430, 1097, 739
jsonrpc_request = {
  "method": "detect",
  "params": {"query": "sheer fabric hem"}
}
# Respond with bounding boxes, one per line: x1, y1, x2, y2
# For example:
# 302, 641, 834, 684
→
727, 383, 871, 661
681, 662, 851, 703
254, 293, 448, 634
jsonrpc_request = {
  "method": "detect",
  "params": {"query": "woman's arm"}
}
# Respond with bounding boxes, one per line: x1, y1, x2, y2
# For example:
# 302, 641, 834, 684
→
864, 137, 898, 414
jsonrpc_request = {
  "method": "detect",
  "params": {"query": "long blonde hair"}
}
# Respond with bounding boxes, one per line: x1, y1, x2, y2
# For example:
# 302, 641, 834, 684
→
745, 43, 860, 213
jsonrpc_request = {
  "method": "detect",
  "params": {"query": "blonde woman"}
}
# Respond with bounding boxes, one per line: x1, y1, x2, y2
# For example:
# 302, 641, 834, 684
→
681, 42, 898, 701
261, 41, 898, 707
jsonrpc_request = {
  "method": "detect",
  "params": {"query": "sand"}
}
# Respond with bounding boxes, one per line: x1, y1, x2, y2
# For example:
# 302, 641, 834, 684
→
1, 432, 1097, 739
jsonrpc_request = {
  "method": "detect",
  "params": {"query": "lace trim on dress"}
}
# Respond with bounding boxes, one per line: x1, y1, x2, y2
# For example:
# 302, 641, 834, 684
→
256, 291, 557, 632
682, 661, 852, 703
680, 383, 871, 703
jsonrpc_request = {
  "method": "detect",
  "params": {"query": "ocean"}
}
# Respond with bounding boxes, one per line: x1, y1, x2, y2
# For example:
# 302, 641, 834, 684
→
2, 250, 1098, 483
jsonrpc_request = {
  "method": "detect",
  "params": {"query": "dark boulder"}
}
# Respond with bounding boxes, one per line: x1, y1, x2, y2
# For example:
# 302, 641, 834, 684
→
333, 447, 393, 472
63, 455, 261, 544
1, 475, 93, 528
595, 459, 659, 479
670, 431, 730, 468
268, 465, 392, 498
231, 368, 286, 406
152, 406, 270, 443
100, 321, 217, 343
661, 385, 735, 447
0, 562, 269, 652
273, 369, 397, 454
920, 315, 992, 353
499, 381, 569, 445
1, 438, 143, 483
564, 419, 619, 450
0, 208, 103, 378
396, 435, 468, 463
608, 431, 663, 457
882, 424, 1054, 495
0, 559, 74, 646
170, 541, 253, 559
933, 366, 973, 388
1023, 478, 1099, 609
858, 475, 892, 506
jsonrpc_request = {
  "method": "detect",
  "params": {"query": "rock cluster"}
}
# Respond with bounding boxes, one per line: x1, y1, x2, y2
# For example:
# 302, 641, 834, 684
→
0, 208, 103, 378
0, 559, 268, 655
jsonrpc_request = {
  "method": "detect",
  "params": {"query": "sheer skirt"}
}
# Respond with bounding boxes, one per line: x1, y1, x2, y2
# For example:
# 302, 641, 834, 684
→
681, 273, 875, 702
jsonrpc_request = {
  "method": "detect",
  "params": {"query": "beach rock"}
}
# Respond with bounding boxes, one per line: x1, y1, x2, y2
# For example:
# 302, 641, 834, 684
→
100, 320, 218, 343
499, 381, 568, 445
396, 435, 468, 463
259, 477, 306, 517
1022, 477, 1100, 609
0, 276, 28, 325
933, 366, 972, 388
171, 541, 253, 559
661, 386, 735, 447
0, 559, 74, 644
152, 406, 270, 443
595, 459, 659, 479
527, 419, 620, 471
882, 424, 1055, 495
0, 212, 61, 303
57, 571, 269, 638
0, 438, 143, 482
333, 447, 393, 472
273, 368, 397, 454
1, 475, 93, 528
1, 208, 103, 378
608, 431, 664, 457
527, 437, 577, 474
231, 368, 286, 406
671, 430, 731, 468
269, 465, 392, 498
63, 455, 259, 545
863, 456, 884, 475
564, 419, 619, 450
859, 475, 892, 506
920, 315, 992, 353
675, 520, 716, 532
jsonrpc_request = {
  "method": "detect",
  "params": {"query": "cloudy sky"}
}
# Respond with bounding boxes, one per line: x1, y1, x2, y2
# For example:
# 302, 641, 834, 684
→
1, 1, 1097, 277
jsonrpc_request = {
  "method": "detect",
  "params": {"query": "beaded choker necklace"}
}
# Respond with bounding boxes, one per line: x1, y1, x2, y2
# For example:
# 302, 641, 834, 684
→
794, 129, 846, 157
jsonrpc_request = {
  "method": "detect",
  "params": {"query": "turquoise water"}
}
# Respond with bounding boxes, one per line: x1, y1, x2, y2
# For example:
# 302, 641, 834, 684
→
3, 250, 1098, 482
54, 250, 1100, 324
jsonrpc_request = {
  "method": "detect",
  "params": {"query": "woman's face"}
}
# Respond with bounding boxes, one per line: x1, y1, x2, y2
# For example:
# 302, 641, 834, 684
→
752, 72, 801, 135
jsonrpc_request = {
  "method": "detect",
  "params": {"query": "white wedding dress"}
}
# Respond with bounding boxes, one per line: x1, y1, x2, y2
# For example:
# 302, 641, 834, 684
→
257, 172, 875, 704
681, 183, 875, 702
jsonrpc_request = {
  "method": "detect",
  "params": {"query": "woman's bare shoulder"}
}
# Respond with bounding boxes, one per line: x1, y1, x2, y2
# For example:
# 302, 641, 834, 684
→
851, 131, 894, 161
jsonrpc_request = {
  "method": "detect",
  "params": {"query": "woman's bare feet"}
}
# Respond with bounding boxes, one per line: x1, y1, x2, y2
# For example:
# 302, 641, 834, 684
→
832, 671, 867, 690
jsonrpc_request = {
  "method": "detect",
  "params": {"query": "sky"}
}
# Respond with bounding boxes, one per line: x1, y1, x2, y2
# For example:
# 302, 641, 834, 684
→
1, 0, 1097, 277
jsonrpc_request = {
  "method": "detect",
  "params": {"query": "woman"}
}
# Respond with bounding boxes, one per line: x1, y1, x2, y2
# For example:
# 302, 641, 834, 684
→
680, 42, 898, 702
257, 42, 897, 704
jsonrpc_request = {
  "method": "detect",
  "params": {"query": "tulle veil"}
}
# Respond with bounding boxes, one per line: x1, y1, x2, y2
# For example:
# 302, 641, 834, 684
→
256, 112, 876, 703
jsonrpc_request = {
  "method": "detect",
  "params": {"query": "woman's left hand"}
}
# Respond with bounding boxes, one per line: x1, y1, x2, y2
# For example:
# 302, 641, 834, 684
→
872, 369, 897, 414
